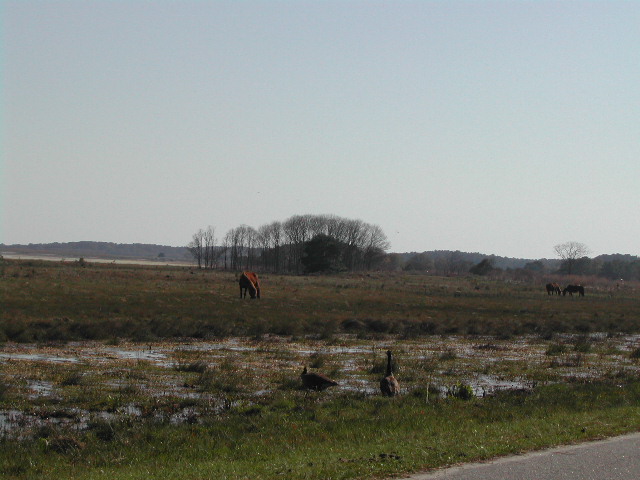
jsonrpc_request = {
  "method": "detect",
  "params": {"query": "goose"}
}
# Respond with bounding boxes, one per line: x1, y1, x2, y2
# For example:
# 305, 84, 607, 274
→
300, 366, 338, 391
380, 350, 400, 396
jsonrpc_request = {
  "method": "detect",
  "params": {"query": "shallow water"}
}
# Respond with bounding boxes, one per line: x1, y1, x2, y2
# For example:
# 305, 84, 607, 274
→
0, 352, 80, 363
2, 334, 639, 439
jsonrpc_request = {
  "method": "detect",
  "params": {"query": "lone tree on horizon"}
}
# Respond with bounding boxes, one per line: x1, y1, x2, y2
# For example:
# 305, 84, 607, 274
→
554, 241, 591, 275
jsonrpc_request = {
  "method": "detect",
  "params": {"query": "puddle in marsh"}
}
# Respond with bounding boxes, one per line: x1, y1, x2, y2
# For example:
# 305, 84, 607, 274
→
104, 347, 169, 364
2, 334, 640, 438
28, 380, 55, 399
471, 374, 532, 396
0, 405, 211, 441
0, 352, 80, 363
0, 344, 170, 366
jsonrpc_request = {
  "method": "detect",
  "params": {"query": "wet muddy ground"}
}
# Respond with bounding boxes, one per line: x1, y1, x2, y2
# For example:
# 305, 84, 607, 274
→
2, 333, 640, 439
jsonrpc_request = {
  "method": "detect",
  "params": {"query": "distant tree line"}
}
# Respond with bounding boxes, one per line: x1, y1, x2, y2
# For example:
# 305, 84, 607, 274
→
395, 249, 640, 282
464, 254, 640, 281
556, 254, 640, 280
393, 250, 556, 276
187, 214, 390, 274
187, 221, 640, 280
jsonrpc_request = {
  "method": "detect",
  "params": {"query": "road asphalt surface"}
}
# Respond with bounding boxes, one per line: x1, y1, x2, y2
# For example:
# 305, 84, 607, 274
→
399, 432, 640, 480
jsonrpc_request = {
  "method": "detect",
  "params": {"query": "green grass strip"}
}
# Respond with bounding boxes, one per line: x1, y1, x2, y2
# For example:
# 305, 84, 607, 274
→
2, 382, 640, 480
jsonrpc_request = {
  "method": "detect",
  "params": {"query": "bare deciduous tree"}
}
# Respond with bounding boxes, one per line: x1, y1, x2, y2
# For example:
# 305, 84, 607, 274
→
258, 221, 283, 272
362, 224, 390, 270
283, 215, 313, 273
203, 226, 217, 269
225, 225, 257, 271
342, 219, 366, 270
187, 229, 205, 268
554, 241, 591, 274
326, 215, 348, 241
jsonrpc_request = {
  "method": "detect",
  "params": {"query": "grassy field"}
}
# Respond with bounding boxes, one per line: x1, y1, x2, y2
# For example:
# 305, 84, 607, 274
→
1, 259, 640, 479
3, 259, 639, 341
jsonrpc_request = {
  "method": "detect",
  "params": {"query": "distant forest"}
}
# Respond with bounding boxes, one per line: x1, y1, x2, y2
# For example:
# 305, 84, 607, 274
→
3, 237, 639, 281
188, 214, 390, 274
396, 251, 640, 281
184, 214, 639, 280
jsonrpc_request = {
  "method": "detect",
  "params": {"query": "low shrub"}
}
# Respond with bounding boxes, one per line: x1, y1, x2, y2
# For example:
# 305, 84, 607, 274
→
87, 419, 116, 442
0, 381, 8, 401
439, 349, 457, 361
60, 371, 84, 387
448, 382, 475, 400
546, 344, 567, 355
175, 360, 208, 373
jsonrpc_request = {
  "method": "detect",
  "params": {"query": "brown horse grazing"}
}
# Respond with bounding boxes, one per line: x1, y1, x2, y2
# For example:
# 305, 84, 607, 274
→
546, 283, 562, 295
563, 284, 585, 297
239, 271, 261, 299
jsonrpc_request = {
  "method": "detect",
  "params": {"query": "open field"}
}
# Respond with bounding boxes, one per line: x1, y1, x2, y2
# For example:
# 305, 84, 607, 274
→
3, 258, 639, 341
1, 259, 640, 479
0, 252, 194, 267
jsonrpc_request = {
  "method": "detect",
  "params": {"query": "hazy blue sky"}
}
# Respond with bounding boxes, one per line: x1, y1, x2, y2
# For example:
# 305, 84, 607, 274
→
2, 1, 639, 258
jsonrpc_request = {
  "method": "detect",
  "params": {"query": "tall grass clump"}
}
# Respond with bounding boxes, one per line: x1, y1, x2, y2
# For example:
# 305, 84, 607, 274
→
448, 383, 475, 400
195, 367, 243, 394
0, 381, 9, 401
546, 344, 567, 355
175, 360, 208, 373
59, 371, 84, 387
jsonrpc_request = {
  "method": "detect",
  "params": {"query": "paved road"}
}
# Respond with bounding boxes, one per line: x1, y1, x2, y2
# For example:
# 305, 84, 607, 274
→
400, 432, 640, 480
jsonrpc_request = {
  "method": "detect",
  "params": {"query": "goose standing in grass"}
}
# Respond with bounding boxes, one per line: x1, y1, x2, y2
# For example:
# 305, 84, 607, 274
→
380, 350, 400, 396
300, 366, 338, 391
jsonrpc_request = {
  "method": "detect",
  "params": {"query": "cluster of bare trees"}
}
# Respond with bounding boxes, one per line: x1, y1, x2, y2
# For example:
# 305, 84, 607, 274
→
553, 241, 591, 275
188, 214, 390, 273
186, 226, 221, 269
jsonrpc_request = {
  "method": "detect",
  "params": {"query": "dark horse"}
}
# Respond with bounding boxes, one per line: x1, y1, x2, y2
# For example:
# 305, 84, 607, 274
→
239, 271, 261, 299
563, 285, 585, 297
546, 283, 562, 295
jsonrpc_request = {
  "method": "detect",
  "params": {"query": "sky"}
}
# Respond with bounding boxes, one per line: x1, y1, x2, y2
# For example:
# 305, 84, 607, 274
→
2, 1, 639, 259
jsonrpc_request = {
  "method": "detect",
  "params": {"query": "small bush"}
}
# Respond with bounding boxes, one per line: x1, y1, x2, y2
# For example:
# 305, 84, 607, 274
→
87, 419, 116, 442
47, 435, 85, 453
448, 383, 475, 400
546, 344, 567, 356
195, 368, 242, 393
439, 349, 457, 361
0, 382, 9, 400
574, 341, 592, 353
175, 360, 208, 373
309, 352, 326, 369
341, 319, 365, 332
411, 384, 442, 399
365, 318, 393, 333
60, 371, 84, 387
